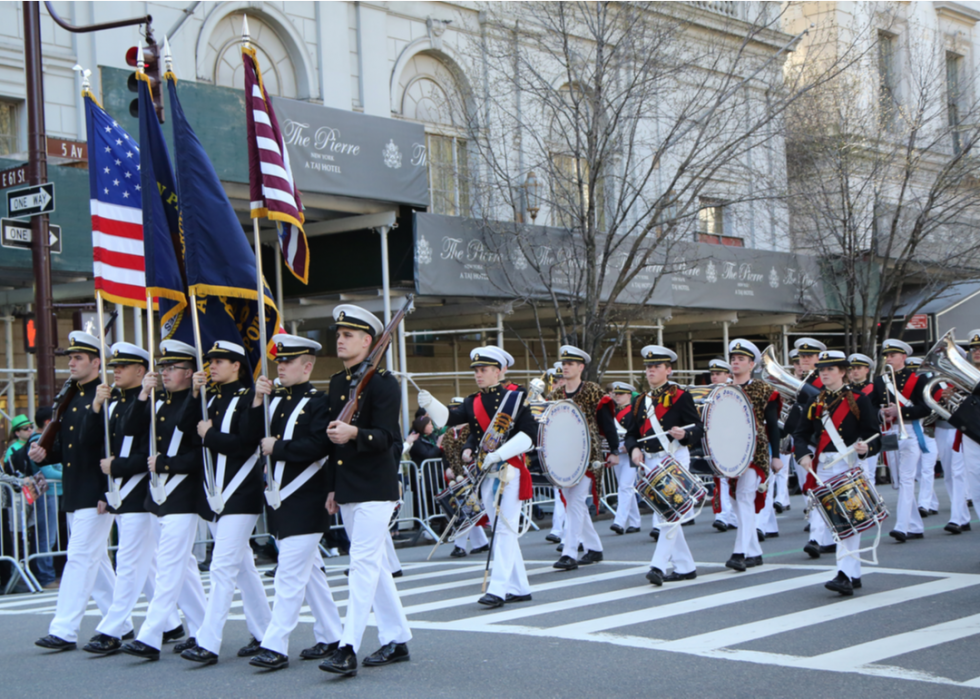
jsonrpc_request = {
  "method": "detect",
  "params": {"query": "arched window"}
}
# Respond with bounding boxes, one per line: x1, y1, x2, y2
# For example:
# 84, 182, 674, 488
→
204, 12, 298, 98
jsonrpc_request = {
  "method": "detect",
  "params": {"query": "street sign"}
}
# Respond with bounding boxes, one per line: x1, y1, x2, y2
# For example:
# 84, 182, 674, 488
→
47, 137, 87, 161
0, 165, 28, 189
0, 217, 61, 254
6, 182, 55, 217
906, 314, 929, 330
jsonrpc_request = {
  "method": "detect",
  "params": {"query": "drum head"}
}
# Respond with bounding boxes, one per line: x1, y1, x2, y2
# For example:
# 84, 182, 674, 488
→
537, 401, 591, 488
702, 385, 757, 479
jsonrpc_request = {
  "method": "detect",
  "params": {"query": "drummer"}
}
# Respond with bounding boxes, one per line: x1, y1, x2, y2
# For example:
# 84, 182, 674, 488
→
441, 398, 491, 559
724, 340, 783, 572
848, 353, 879, 486
609, 382, 641, 535
707, 359, 739, 534
625, 346, 703, 586
794, 351, 880, 596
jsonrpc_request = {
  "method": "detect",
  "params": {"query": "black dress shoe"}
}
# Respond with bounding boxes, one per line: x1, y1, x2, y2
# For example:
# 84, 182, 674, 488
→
162, 625, 185, 643
929, 509, 939, 515
646, 567, 664, 586
82, 633, 121, 655
450, 546, 467, 558
545, 533, 561, 543
804, 523, 810, 532
890, 530, 907, 543
852, 577, 862, 589
819, 544, 837, 554
300, 641, 339, 660
576, 550, 603, 565
363, 641, 410, 667
174, 637, 197, 654
477, 593, 505, 608
625, 526, 641, 534
649, 529, 660, 541
907, 532, 924, 539
181, 646, 218, 665
264, 566, 277, 578
392, 570, 403, 578
961, 523, 972, 532
344, 569, 349, 576
945, 522, 963, 535
319, 645, 357, 676
120, 640, 160, 661
681, 518, 696, 527
725, 554, 747, 572
237, 636, 262, 657
745, 555, 763, 568
756, 529, 765, 542
249, 648, 289, 670
774, 502, 783, 514
610, 524, 625, 535
553, 555, 578, 571
122, 631, 135, 641
825, 571, 854, 596
804, 540, 821, 559
918, 506, 929, 517
470, 545, 490, 554
712, 520, 728, 532
556, 543, 584, 552
663, 570, 697, 582
36, 634, 76, 651
505, 593, 532, 603
764, 532, 779, 539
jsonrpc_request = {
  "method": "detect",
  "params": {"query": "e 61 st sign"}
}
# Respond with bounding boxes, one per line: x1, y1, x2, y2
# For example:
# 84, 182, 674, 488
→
6, 182, 55, 217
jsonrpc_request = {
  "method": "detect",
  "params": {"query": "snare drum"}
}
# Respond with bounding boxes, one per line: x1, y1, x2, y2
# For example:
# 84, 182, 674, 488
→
434, 471, 486, 543
809, 467, 888, 540
634, 455, 707, 523
701, 384, 757, 479
536, 400, 591, 488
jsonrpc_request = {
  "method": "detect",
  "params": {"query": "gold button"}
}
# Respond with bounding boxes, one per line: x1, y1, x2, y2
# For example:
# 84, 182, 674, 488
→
287, 396, 292, 401
66, 462, 71, 467
157, 436, 162, 441
68, 444, 72, 448
166, 400, 171, 405
341, 395, 346, 401
69, 426, 73, 431
338, 460, 343, 465
161, 417, 165, 421
72, 407, 77, 412
368, 435, 372, 441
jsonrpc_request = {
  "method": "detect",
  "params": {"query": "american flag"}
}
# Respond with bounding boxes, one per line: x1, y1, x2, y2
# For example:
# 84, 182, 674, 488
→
242, 45, 309, 284
84, 92, 146, 307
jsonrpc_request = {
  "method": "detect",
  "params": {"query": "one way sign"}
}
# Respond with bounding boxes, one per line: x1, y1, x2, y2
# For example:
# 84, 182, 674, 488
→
6, 182, 55, 217
1, 218, 61, 254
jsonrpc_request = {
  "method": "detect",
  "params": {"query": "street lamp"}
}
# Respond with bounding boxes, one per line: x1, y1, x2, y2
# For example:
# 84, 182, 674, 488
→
524, 170, 541, 222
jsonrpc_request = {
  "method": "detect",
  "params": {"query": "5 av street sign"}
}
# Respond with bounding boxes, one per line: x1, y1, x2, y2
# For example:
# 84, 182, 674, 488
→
1, 218, 61, 254
6, 182, 55, 217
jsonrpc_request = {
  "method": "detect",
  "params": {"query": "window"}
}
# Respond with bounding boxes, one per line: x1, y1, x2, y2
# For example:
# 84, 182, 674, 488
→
947, 52, 962, 154
877, 32, 898, 127
427, 134, 469, 216
550, 152, 604, 230
697, 197, 742, 245
0, 102, 17, 156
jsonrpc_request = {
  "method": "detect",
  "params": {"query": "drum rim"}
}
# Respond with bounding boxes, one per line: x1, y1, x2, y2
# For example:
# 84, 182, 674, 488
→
537, 400, 591, 488
701, 384, 756, 477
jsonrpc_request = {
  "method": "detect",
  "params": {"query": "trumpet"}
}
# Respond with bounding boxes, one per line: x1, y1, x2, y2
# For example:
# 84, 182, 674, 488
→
881, 364, 910, 440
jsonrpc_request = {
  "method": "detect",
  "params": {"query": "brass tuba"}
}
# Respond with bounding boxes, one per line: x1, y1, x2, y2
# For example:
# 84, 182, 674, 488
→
760, 345, 819, 426
920, 330, 980, 422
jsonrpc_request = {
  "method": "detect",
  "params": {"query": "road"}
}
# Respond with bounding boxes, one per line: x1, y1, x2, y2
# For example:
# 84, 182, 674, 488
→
2, 485, 979, 698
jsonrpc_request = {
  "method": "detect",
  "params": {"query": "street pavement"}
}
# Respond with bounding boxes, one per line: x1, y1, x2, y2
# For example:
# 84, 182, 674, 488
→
2, 484, 980, 698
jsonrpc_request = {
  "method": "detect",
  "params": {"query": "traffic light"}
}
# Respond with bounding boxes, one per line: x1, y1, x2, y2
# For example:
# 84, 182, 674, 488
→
126, 37, 164, 123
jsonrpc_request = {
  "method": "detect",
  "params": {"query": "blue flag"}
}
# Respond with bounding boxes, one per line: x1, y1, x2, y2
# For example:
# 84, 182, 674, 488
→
165, 73, 281, 378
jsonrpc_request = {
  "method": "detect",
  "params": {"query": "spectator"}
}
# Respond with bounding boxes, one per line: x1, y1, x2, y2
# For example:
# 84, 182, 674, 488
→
407, 416, 443, 465
1, 415, 34, 591
405, 416, 445, 533
25, 408, 61, 589
2, 414, 33, 467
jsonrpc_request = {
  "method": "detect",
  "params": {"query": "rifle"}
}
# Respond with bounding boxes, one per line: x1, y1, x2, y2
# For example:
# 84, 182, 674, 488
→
36, 310, 119, 453
336, 295, 414, 425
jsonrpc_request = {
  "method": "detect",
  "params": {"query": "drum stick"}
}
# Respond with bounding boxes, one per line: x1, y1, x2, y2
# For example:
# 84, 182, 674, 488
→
821, 434, 880, 472
426, 511, 459, 561
638, 424, 695, 442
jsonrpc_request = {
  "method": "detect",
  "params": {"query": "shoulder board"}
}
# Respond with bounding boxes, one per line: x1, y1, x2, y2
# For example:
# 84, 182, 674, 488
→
306, 387, 318, 395
236, 388, 248, 395
331, 369, 347, 378
377, 368, 388, 376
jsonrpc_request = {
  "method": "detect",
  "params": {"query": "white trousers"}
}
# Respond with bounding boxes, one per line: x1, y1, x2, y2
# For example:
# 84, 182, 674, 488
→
612, 453, 641, 529
891, 426, 925, 534
480, 475, 531, 599
339, 501, 412, 653
757, 478, 779, 535
96, 512, 179, 639
936, 428, 969, 525
964, 435, 980, 515
917, 433, 939, 511
49, 508, 124, 642
716, 477, 738, 527
457, 524, 489, 553
137, 513, 207, 651
196, 515, 272, 655
261, 532, 342, 655
774, 455, 792, 508
560, 476, 602, 557
384, 530, 403, 573
645, 453, 695, 575
550, 487, 566, 537
733, 470, 762, 557
814, 454, 864, 580
808, 504, 834, 547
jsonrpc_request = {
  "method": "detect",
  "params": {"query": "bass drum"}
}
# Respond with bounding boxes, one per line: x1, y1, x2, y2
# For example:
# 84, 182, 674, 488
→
536, 400, 591, 488
701, 384, 756, 479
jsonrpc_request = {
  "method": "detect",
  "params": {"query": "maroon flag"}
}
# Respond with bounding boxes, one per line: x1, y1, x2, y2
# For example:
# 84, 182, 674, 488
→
242, 44, 309, 284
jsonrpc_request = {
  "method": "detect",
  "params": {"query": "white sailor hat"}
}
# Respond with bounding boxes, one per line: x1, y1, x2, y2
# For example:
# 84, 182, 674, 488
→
640, 345, 677, 365
794, 337, 827, 355
66, 330, 102, 356
729, 339, 761, 362
559, 345, 591, 364
611, 381, 635, 394
882, 338, 913, 355
968, 329, 980, 348
552, 361, 564, 376
448, 396, 465, 407
816, 350, 848, 367
501, 349, 516, 368
158, 340, 196, 365
205, 340, 247, 363
789, 349, 800, 361
906, 356, 923, 367
848, 353, 874, 368
333, 304, 383, 337
272, 333, 322, 361
470, 346, 508, 369
108, 342, 149, 367
708, 358, 732, 373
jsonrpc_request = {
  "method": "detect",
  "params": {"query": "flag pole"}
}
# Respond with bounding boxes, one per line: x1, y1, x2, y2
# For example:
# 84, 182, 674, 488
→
146, 288, 166, 504
95, 289, 122, 509
189, 292, 221, 511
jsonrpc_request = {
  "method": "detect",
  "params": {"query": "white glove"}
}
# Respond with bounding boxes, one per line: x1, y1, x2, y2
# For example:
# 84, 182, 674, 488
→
483, 431, 533, 467
421, 393, 449, 428
483, 451, 503, 470
417, 390, 432, 408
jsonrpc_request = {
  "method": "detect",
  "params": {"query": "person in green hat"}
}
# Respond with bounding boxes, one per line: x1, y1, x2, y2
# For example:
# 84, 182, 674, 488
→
3, 415, 33, 467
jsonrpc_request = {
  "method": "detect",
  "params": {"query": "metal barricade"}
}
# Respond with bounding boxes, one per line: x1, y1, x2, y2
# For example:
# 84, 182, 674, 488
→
599, 463, 620, 514
2, 481, 41, 593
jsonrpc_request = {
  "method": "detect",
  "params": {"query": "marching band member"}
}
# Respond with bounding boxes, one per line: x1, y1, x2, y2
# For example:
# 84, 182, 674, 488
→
772, 353, 795, 515
321, 306, 411, 677
420, 345, 537, 609
963, 331, 980, 519
939, 336, 976, 535
788, 349, 811, 493
795, 338, 827, 388
180, 341, 272, 665
625, 347, 702, 585
795, 351, 880, 596
875, 339, 930, 543
441, 398, 491, 558
609, 382, 641, 535
83, 343, 183, 654
32, 331, 131, 651
247, 334, 343, 671
725, 340, 783, 572
121, 340, 208, 661
907, 356, 940, 518
847, 353, 878, 485
548, 346, 619, 570
707, 360, 738, 533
